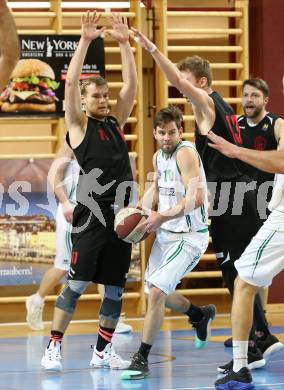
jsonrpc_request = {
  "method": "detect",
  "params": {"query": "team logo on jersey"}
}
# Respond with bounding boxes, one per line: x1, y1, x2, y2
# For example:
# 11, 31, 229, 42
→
157, 169, 162, 178
261, 124, 269, 131
254, 136, 267, 150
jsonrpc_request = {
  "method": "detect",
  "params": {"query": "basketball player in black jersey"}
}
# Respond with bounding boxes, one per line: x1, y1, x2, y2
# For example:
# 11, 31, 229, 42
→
131, 28, 280, 369
239, 78, 278, 191
41, 11, 137, 371
222, 78, 282, 350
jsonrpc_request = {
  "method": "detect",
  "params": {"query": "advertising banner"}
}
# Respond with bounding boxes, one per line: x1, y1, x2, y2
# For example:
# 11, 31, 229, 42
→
0, 159, 57, 285
0, 35, 105, 116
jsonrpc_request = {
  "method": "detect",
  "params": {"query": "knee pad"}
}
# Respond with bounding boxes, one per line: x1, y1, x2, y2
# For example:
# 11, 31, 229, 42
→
99, 285, 124, 320
99, 297, 122, 320
68, 280, 90, 294
104, 285, 123, 300
56, 280, 88, 314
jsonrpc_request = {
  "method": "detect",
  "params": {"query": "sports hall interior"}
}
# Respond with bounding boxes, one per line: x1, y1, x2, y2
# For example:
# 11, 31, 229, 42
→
0, 1, 283, 389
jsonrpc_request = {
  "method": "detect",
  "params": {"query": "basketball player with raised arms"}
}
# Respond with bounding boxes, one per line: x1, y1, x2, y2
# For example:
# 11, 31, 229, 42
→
41, 11, 137, 371
26, 141, 133, 334
122, 106, 215, 380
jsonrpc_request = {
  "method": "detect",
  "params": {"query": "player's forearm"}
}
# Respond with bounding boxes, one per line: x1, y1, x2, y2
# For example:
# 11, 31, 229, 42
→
65, 38, 90, 85
54, 186, 69, 205
119, 41, 137, 91
140, 184, 159, 210
151, 48, 181, 90
48, 167, 69, 204
160, 190, 204, 222
237, 148, 284, 174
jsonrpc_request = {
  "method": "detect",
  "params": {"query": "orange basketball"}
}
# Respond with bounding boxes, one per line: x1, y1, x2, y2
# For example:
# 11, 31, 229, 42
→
114, 207, 149, 244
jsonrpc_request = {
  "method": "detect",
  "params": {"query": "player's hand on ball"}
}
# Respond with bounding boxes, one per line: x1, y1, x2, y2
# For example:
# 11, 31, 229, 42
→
140, 209, 164, 232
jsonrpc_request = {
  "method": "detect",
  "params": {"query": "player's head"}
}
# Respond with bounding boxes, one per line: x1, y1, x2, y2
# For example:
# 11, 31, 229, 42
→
177, 55, 213, 89
242, 78, 269, 119
153, 105, 183, 155
80, 76, 109, 119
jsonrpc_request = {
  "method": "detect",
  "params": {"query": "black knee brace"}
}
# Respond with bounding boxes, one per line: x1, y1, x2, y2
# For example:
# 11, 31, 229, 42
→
99, 285, 123, 320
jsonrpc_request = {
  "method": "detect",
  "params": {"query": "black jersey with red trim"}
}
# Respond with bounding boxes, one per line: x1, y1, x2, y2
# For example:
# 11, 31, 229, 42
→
66, 115, 133, 203
195, 91, 244, 182
238, 112, 278, 185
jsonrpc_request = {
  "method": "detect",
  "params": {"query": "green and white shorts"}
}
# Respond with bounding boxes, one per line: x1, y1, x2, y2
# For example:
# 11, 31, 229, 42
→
235, 209, 284, 287
54, 203, 73, 271
144, 228, 209, 295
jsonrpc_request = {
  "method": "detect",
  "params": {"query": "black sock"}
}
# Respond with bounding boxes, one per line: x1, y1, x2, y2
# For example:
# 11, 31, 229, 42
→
48, 330, 64, 347
253, 294, 270, 339
96, 326, 115, 352
256, 329, 270, 340
185, 304, 203, 322
138, 342, 152, 360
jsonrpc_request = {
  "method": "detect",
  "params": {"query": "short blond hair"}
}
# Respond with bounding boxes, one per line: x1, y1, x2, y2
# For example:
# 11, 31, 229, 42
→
177, 55, 213, 86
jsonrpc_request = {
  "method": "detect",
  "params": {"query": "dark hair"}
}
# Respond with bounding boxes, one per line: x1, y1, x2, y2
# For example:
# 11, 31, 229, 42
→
176, 55, 213, 86
154, 105, 183, 129
80, 76, 108, 96
242, 78, 269, 97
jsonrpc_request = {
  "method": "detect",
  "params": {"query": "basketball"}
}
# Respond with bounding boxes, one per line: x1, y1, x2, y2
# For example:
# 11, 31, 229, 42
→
114, 207, 149, 244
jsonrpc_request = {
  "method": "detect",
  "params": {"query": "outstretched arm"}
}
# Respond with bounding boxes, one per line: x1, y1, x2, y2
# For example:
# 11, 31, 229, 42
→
208, 75, 284, 174
0, 1, 20, 90
131, 27, 213, 113
108, 14, 137, 128
65, 11, 106, 147
207, 129, 284, 174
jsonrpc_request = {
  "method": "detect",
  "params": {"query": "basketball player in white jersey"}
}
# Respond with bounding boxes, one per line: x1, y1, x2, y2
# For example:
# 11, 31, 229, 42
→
207, 77, 284, 388
25, 142, 79, 330
122, 106, 215, 380
26, 141, 132, 334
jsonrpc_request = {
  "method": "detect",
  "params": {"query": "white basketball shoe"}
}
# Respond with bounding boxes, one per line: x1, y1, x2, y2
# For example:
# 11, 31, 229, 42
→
41, 340, 62, 371
90, 343, 130, 369
26, 294, 44, 330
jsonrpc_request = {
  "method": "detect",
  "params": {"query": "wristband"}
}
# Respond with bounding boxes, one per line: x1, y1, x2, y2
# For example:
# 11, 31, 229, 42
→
148, 43, 157, 53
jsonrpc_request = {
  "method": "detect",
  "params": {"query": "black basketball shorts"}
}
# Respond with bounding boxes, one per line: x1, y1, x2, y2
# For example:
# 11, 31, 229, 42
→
68, 203, 132, 287
210, 177, 263, 263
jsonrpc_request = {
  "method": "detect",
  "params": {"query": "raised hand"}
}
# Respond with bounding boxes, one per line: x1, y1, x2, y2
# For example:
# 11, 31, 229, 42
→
81, 10, 106, 42
131, 27, 156, 53
107, 13, 129, 43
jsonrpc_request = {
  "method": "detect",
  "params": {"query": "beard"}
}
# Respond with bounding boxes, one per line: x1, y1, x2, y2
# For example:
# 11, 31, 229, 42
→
244, 105, 263, 119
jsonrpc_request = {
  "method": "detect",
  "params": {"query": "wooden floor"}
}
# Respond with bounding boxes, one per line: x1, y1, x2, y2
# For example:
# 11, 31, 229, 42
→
1, 308, 284, 338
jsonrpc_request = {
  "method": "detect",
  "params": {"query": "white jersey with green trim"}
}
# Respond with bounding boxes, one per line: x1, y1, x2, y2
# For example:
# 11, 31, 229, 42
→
63, 159, 80, 203
156, 141, 208, 233
268, 173, 284, 213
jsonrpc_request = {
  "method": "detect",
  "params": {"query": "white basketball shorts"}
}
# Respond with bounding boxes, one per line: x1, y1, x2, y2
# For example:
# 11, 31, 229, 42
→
54, 203, 73, 271
145, 228, 209, 295
235, 209, 284, 287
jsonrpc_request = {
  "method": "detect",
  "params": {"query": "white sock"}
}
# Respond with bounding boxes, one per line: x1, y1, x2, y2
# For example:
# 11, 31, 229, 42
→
31, 292, 44, 306
233, 340, 248, 372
